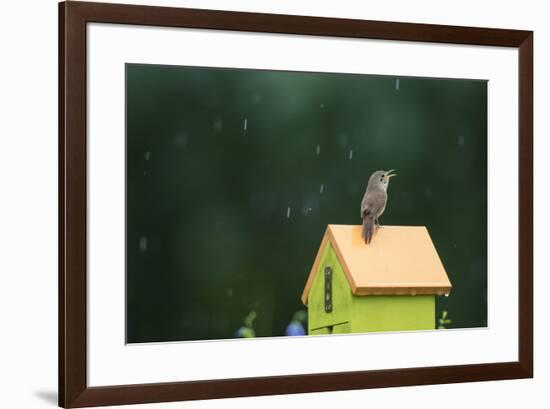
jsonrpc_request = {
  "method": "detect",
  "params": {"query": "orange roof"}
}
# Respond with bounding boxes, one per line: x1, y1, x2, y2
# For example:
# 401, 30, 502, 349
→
301, 225, 452, 304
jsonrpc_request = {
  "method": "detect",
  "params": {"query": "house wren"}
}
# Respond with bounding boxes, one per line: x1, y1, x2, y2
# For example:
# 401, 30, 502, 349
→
360, 169, 396, 244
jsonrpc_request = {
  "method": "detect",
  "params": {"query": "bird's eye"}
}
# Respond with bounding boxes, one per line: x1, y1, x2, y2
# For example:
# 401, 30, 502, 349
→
380, 177, 384, 182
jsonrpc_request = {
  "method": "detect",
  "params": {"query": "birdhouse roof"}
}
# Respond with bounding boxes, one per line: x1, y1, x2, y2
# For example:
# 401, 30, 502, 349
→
301, 225, 452, 304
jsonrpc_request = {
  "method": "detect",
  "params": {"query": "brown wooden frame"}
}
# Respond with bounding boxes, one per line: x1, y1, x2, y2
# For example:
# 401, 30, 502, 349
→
59, 1, 533, 407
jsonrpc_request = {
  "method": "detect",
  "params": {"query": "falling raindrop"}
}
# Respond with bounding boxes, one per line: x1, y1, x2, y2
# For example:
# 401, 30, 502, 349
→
316, 145, 321, 155
227, 288, 233, 298
286, 207, 291, 219
143, 171, 147, 176
144, 151, 151, 160
395, 78, 400, 91
349, 149, 353, 160
139, 236, 148, 252
320, 103, 325, 109
243, 118, 248, 131
320, 184, 324, 194
458, 135, 465, 147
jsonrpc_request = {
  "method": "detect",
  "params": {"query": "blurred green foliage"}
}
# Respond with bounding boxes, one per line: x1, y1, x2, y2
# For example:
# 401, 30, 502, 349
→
438, 310, 453, 329
126, 64, 487, 343
235, 310, 257, 338
285, 310, 307, 336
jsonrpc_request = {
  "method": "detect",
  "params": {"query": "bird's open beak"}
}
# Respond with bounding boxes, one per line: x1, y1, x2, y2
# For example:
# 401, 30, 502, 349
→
386, 169, 397, 178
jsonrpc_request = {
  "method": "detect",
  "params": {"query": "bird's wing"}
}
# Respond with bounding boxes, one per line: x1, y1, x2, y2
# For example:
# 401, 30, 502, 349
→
361, 189, 386, 219
360, 192, 368, 218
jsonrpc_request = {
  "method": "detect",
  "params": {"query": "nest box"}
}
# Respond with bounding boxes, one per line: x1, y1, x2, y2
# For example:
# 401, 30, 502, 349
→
301, 225, 452, 335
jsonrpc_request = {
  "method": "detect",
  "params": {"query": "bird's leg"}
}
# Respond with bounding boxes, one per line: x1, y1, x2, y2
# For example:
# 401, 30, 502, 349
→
375, 217, 380, 230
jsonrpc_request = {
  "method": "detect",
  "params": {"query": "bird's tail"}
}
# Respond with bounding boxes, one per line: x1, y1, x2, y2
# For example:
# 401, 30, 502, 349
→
362, 217, 374, 244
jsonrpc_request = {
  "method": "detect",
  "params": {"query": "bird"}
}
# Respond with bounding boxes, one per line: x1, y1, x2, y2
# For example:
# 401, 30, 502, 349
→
361, 169, 397, 244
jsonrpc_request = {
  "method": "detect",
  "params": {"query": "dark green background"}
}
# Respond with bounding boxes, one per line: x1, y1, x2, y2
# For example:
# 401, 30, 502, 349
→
126, 64, 487, 343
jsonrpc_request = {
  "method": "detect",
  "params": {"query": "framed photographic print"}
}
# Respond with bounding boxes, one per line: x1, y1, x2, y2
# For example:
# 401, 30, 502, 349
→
59, 1, 533, 407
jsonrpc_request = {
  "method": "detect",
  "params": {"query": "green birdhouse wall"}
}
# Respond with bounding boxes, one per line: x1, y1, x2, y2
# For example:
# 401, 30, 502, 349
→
302, 225, 452, 335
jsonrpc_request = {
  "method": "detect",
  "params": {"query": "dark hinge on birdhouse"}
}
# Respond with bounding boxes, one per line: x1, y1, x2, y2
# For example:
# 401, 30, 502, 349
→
324, 266, 332, 313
